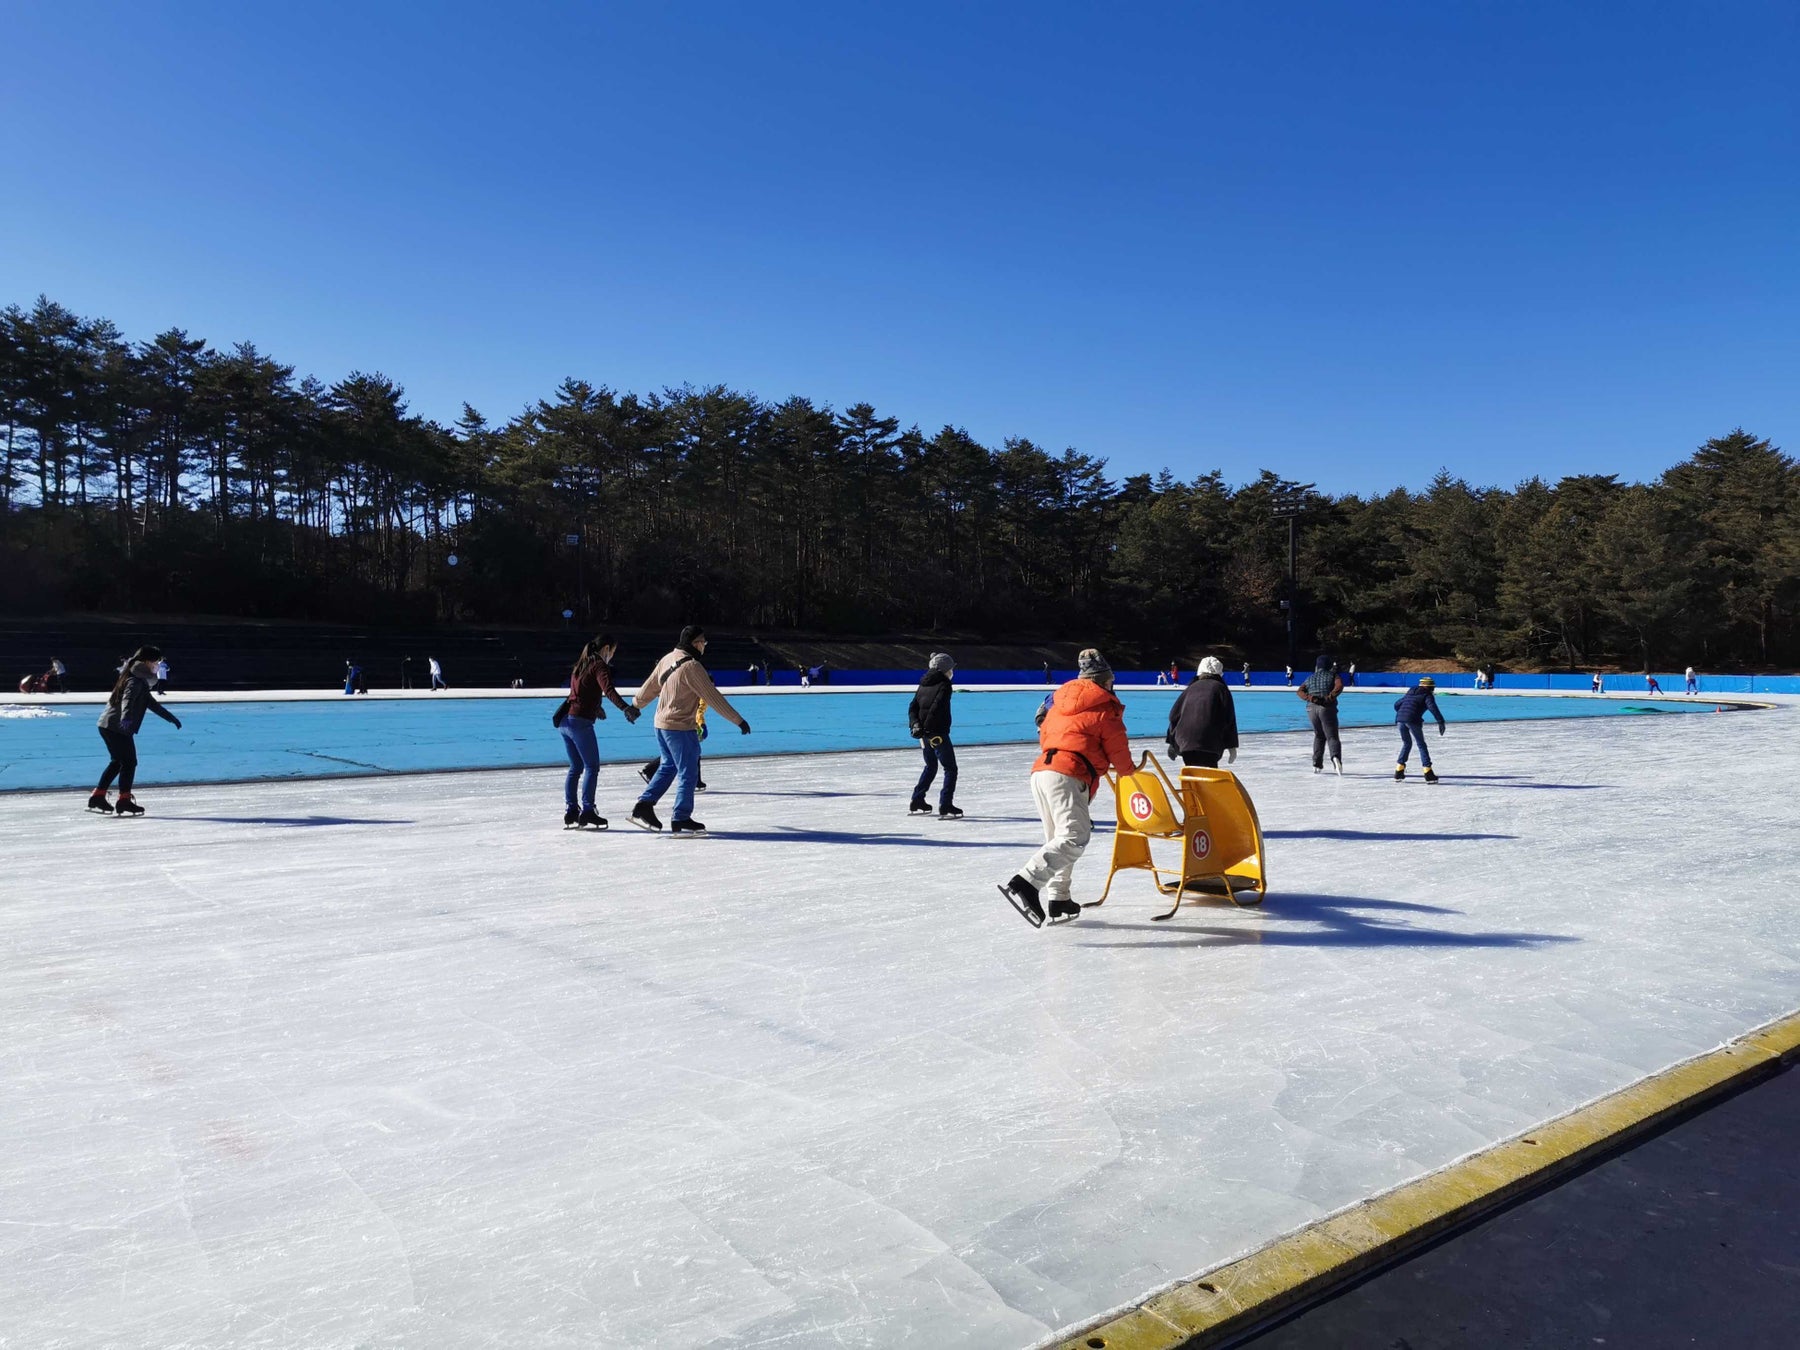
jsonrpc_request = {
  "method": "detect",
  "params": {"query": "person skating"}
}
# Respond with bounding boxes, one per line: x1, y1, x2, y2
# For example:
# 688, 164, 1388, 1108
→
90, 645, 182, 815
908, 653, 961, 818
1685, 665, 1698, 695
558, 634, 640, 828
1591, 671, 1603, 694
428, 656, 446, 691
1646, 674, 1663, 696
1284, 664, 1294, 687
1297, 653, 1344, 774
1241, 661, 1252, 687
630, 625, 748, 834
1393, 676, 1446, 783
999, 649, 1133, 928
1167, 656, 1238, 769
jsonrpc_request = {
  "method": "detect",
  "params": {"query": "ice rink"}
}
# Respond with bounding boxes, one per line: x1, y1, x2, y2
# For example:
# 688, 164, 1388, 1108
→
5, 702, 1798, 1348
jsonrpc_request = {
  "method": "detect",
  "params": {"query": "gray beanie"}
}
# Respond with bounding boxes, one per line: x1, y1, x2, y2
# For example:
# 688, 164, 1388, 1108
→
928, 652, 954, 673
1076, 648, 1112, 681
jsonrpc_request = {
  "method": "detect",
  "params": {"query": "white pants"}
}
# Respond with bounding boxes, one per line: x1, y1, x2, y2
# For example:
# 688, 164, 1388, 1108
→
1022, 770, 1094, 904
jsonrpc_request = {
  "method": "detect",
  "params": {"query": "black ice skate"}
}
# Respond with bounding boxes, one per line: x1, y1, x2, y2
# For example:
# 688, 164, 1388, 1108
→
938, 804, 964, 820
999, 875, 1045, 928
1393, 764, 1406, 781
696, 780, 707, 793
87, 792, 114, 815
908, 799, 934, 815
670, 818, 707, 836
577, 807, 609, 829
637, 763, 655, 785
1423, 768, 1440, 785
630, 801, 663, 831
114, 792, 145, 816
1046, 898, 1081, 924
563, 805, 580, 828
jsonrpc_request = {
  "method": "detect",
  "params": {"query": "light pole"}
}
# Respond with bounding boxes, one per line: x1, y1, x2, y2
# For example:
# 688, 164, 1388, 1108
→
1270, 482, 1314, 674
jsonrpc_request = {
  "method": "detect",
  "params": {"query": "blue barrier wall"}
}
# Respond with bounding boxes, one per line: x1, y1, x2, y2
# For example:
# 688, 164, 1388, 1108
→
716, 669, 1800, 695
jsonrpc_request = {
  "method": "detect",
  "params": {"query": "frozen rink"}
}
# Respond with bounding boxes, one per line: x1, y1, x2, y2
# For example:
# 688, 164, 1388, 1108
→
5, 703, 1798, 1349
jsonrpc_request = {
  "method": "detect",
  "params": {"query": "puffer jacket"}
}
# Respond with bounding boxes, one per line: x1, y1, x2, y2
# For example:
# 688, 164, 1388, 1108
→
1032, 678, 1133, 798
1168, 674, 1238, 757
633, 646, 746, 732
97, 663, 178, 735
1394, 685, 1446, 727
908, 670, 953, 741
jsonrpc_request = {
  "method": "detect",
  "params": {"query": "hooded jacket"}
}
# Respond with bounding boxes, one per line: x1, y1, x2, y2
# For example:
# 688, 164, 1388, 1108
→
634, 646, 746, 732
1033, 678, 1133, 797
1167, 673, 1239, 757
908, 669, 953, 741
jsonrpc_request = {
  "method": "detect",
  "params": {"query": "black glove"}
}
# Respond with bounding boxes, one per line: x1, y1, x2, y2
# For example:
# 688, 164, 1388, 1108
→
624, 706, 641, 723
172, 717, 183, 730
596, 707, 607, 720
739, 720, 752, 735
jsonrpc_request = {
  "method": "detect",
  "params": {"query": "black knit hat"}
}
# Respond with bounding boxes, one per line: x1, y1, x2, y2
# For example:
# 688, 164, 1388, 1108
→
678, 624, 706, 648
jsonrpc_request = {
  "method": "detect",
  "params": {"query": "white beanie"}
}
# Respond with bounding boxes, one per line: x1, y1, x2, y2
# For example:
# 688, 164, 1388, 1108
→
1198, 656, 1224, 677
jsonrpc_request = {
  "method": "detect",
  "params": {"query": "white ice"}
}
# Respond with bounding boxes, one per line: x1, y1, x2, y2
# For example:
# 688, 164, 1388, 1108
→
4, 703, 1798, 1349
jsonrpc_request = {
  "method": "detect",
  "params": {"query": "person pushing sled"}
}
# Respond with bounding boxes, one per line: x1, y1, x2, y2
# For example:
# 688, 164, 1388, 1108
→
999, 648, 1133, 927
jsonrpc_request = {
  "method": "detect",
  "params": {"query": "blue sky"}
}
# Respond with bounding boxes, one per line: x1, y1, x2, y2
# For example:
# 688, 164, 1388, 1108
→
3, 2, 1794, 495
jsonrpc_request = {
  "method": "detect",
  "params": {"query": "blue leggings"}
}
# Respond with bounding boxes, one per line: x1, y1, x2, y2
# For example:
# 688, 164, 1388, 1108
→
1397, 720, 1434, 768
559, 716, 600, 809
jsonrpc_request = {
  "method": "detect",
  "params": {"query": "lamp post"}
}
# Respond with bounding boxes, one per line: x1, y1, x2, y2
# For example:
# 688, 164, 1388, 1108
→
1270, 482, 1314, 674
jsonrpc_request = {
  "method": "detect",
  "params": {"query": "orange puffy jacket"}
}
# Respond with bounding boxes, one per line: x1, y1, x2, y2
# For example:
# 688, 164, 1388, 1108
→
1033, 678, 1133, 797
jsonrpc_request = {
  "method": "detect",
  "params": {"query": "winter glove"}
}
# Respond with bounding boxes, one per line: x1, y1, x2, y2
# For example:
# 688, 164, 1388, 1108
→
624, 706, 641, 724
596, 707, 606, 720
172, 717, 183, 731
1226, 747, 1236, 764
739, 720, 752, 735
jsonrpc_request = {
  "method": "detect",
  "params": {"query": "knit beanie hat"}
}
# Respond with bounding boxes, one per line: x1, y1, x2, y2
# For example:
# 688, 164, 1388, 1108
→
1198, 656, 1224, 677
1314, 653, 1334, 671
1077, 648, 1112, 681
1418, 676, 1436, 689
928, 652, 954, 673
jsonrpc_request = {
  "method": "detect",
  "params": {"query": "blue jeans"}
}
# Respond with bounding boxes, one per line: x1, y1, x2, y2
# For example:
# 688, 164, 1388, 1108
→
1397, 720, 1434, 768
559, 716, 600, 810
640, 728, 701, 822
913, 739, 958, 808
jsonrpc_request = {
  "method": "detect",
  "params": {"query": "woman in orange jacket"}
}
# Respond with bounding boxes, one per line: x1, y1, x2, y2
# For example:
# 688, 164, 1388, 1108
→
1000, 648, 1134, 927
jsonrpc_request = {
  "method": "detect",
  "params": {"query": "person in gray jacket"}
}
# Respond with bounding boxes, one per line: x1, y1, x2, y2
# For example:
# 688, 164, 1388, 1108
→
90, 646, 182, 815
1297, 653, 1344, 775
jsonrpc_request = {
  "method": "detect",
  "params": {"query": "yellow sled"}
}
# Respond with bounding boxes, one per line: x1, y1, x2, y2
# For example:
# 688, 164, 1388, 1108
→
1087, 751, 1268, 920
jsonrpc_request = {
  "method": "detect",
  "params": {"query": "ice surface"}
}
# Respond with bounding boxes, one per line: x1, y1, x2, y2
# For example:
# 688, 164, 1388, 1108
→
3, 706, 1798, 1348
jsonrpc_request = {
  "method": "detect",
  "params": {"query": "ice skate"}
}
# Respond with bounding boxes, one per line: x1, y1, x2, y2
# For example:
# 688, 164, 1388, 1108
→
1313, 763, 1322, 774
577, 807, 609, 829
696, 780, 707, 793
637, 763, 655, 785
563, 805, 580, 828
999, 875, 1045, 927
908, 799, 933, 815
1332, 757, 1343, 776
114, 792, 144, 816
1393, 764, 1406, 781
1423, 768, 1439, 785
86, 791, 113, 815
630, 801, 663, 831
1046, 898, 1081, 925
670, 818, 707, 836
938, 804, 964, 820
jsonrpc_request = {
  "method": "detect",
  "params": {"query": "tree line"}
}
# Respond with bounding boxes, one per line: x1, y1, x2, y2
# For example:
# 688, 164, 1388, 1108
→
2, 294, 1796, 669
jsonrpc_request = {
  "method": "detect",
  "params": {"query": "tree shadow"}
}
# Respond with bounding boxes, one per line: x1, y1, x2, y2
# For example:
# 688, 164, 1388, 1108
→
1264, 829, 1517, 842
1072, 891, 1577, 951
159, 815, 416, 827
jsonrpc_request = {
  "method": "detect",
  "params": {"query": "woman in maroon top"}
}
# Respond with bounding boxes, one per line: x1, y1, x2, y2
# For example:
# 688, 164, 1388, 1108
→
560, 635, 638, 828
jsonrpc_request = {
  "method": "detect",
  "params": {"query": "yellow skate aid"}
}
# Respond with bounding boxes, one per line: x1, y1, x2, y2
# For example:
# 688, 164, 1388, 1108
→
1088, 751, 1268, 921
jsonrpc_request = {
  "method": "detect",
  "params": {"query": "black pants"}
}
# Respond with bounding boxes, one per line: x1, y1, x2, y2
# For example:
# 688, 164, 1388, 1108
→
913, 739, 958, 807
1178, 750, 1222, 768
96, 727, 137, 794
1308, 703, 1342, 767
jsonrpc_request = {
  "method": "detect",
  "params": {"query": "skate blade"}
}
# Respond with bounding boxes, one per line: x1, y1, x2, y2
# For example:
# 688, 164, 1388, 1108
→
1046, 909, 1080, 926
998, 884, 1045, 928
627, 818, 662, 832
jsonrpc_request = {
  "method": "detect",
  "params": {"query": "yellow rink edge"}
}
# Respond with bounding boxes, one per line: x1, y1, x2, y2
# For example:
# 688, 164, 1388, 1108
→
1048, 1009, 1800, 1350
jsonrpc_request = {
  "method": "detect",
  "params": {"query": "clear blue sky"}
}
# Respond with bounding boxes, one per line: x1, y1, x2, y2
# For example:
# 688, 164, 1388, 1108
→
3, 2, 1794, 495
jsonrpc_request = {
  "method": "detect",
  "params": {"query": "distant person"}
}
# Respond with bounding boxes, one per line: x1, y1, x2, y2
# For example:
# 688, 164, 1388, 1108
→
343, 662, 368, 695
1646, 674, 1663, 696
555, 634, 640, 829
1393, 676, 1446, 783
999, 649, 1132, 928
799, 664, 811, 688
630, 625, 749, 834
428, 656, 447, 691
1297, 653, 1344, 775
1345, 662, 1357, 686
401, 655, 414, 689
1168, 660, 1180, 685
1472, 668, 1485, 691
89, 645, 182, 816
908, 652, 961, 819
18, 659, 66, 694
1241, 661, 1252, 687
1591, 671, 1604, 694
818, 660, 831, 685
1042, 661, 1052, 685
153, 657, 169, 692
1685, 666, 1698, 695
1284, 664, 1294, 686
1167, 656, 1238, 769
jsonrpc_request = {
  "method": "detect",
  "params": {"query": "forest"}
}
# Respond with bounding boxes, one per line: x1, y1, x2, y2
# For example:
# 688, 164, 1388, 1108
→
2, 295, 1796, 669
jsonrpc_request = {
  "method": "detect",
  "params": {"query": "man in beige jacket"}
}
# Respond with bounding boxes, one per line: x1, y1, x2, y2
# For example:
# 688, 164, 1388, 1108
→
630, 625, 751, 834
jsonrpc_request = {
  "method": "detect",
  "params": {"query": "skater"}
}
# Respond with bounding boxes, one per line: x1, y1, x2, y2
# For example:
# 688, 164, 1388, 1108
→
1042, 661, 1052, 685
1344, 662, 1356, 687
90, 646, 182, 815
1168, 660, 1180, 686
557, 634, 640, 829
1167, 655, 1238, 768
630, 625, 749, 834
1473, 667, 1486, 691
343, 662, 368, 695
1297, 653, 1344, 774
1591, 671, 1603, 694
1241, 661, 1252, 687
1646, 674, 1663, 696
1685, 666, 1698, 695
428, 656, 447, 691
908, 653, 962, 818
1393, 676, 1447, 783
153, 656, 169, 692
999, 648, 1132, 928
1284, 664, 1294, 687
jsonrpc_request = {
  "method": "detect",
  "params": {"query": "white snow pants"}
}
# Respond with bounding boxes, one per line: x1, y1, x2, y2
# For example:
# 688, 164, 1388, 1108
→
1022, 769, 1094, 904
